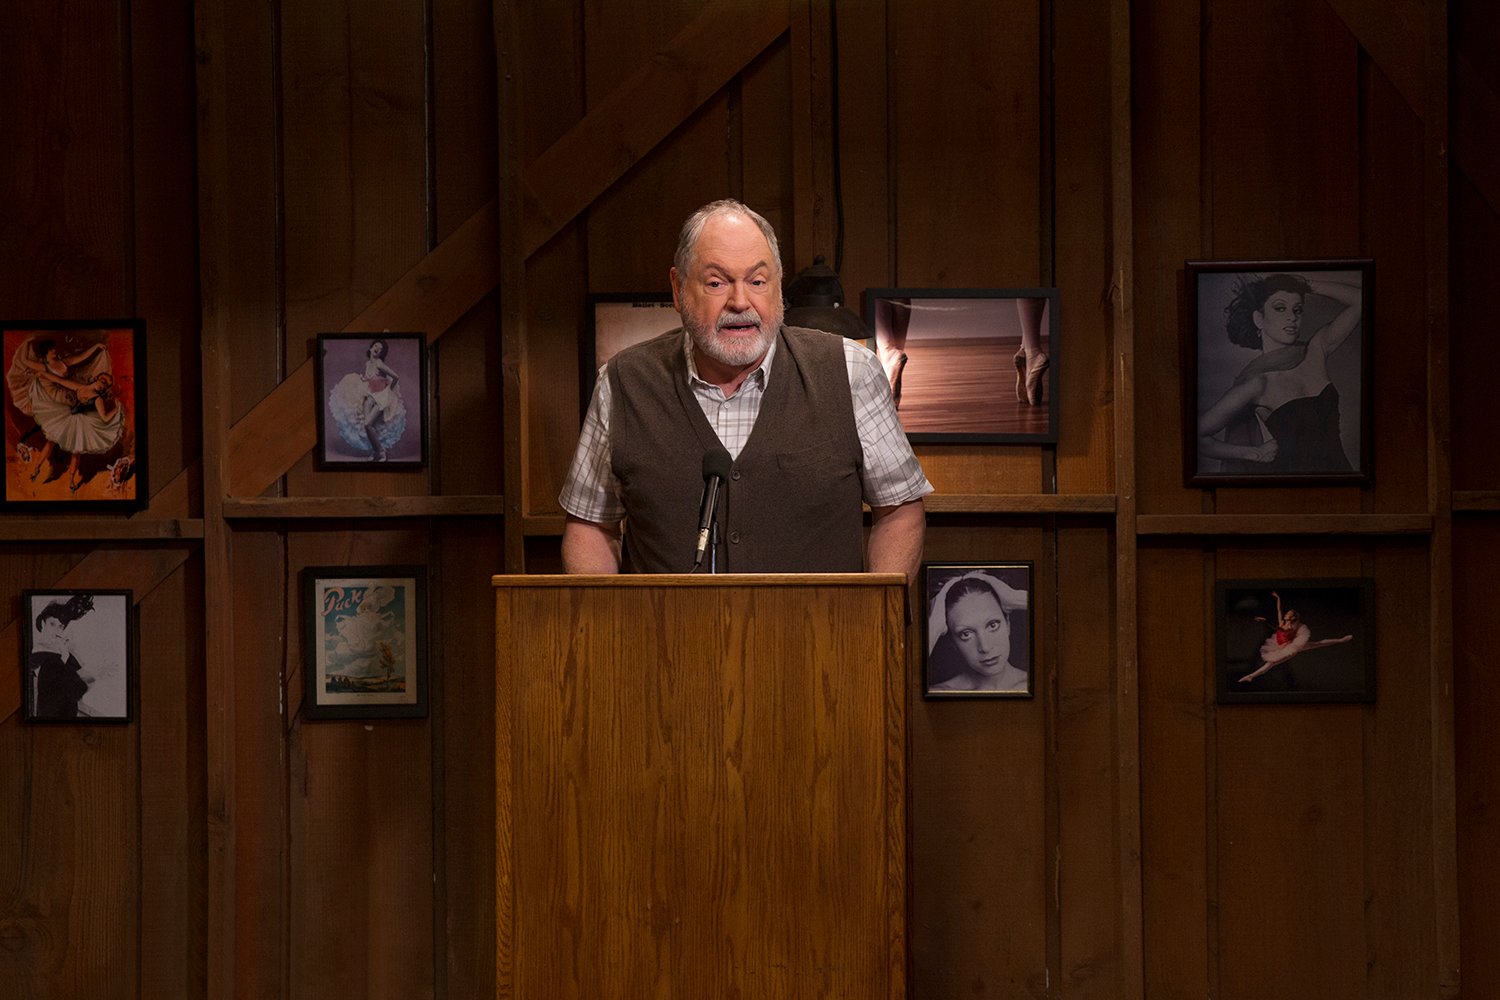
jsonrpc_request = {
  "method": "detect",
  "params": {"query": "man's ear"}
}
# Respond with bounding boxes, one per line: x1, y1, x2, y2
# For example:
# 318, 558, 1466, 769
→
669, 267, 682, 311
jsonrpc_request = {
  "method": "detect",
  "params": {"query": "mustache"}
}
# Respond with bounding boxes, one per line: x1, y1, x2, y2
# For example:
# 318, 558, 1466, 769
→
716, 309, 762, 330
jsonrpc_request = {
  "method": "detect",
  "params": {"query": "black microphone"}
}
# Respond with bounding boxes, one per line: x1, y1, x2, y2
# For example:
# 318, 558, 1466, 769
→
693, 447, 733, 571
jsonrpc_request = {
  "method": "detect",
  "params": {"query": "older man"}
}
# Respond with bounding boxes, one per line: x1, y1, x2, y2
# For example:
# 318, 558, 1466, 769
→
559, 199, 930, 577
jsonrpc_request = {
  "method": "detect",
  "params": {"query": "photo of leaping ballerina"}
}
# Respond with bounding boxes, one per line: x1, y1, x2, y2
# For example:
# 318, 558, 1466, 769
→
1216, 580, 1375, 704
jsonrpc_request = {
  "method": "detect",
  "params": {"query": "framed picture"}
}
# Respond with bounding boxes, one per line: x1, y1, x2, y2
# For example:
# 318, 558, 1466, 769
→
923, 562, 1034, 698
21, 590, 134, 723
1186, 259, 1373, 486
303, 566, 428, 720
580, 293, 680, 413
861, 288, 1058, 444
314, 333, 428, 468
1, 319, 147, 511
1215, 579, 1375, 704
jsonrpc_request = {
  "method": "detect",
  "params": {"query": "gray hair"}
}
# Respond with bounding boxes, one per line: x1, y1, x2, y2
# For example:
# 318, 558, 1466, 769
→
673, 199, 783, 279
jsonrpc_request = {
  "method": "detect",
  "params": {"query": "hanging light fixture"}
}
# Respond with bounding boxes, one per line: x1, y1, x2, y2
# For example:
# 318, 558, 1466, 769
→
783, 255, 868, 340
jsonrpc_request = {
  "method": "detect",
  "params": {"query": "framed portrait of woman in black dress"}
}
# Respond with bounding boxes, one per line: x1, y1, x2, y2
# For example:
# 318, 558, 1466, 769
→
21, 590, 134, 723
1185, 259, 1373, 486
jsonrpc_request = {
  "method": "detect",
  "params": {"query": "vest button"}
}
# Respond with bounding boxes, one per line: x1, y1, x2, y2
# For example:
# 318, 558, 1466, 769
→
729, 530, 741, 544
730, 470, 741, 481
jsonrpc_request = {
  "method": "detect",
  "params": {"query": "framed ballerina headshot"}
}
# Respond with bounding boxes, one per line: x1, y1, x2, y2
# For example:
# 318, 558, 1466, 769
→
1, 319, 148, 511
1185, 259, 1373, 486
862, 289, 1059, 444
923, 562, 1034, 699
314, 333, 429, 469
1215, 579, 1375, 704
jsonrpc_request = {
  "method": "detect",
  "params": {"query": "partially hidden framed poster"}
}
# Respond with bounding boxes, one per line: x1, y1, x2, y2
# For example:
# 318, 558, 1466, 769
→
580, 293, 680, 413
22, 589, 134, 723
314, 333, 429, 469
922, 562, 1034, 698
862, 288, 1059, 444
303, 566, 428, 720
1186, 259, 1373, 486
2, 319, 147, 511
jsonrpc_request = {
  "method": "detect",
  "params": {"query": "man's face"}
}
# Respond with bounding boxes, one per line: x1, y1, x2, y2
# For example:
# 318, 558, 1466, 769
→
671, 213, 783, 372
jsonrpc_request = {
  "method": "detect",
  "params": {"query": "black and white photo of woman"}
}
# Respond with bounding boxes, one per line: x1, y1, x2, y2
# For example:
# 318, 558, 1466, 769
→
25, 592, 129, 721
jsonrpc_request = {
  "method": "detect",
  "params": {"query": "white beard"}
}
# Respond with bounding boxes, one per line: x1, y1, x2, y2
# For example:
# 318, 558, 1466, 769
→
685, 305, 782, 368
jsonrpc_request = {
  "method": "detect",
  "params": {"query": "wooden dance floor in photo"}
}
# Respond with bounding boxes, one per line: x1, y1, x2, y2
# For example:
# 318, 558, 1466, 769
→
895, 338, 1050, 436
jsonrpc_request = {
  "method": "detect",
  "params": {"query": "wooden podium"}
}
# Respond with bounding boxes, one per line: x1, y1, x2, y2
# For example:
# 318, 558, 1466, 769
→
492, 573, 908, 999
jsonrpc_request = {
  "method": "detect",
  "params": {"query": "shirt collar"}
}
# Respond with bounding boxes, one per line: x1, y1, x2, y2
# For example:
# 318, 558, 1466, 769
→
683, 329, 778, 391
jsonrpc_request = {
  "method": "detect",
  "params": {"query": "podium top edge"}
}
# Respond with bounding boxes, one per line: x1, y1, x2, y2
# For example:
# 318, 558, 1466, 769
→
491, 572, 907, 589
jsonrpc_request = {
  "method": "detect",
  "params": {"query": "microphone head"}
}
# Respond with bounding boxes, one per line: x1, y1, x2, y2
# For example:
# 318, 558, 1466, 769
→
702, 447, 733, 481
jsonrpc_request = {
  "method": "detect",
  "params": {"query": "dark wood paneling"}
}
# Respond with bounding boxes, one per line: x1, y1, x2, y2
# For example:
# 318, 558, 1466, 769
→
909, 526, 1049, 996
286, 528, 434, 1000
1131, 0, 1203, 517
1138, 545, 1211, 999
1053, 3, 1116, 496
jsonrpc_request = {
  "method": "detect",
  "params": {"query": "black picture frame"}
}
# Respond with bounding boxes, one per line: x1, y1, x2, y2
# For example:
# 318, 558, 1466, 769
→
302, 565, 428, 720
860, 288, 1059, 444
580, 293, 680, 414
1, 318, 148, 512
314, 333, 429, 469
922, 561, 1035, 699
1215, 579, 1376, 704
21, 589, 135, 723
1185, 259, 1374, 486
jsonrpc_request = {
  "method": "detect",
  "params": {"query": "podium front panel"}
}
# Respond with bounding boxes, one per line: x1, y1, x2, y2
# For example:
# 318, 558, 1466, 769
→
493, 574, 907, 999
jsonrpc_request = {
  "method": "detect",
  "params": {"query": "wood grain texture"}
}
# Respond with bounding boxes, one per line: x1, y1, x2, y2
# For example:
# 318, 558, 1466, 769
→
908, 528, 1048, 997
494, 577, 906, 997
1138, 546, 1211, 999
522, 3, 790, 257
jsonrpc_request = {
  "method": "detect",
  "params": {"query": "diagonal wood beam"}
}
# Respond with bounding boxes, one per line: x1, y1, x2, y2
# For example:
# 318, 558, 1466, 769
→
1454, 51, 1500, 217
227, 200, 500, 497
1325, 0, 1424, 114
2, 4, 790, 722
0, 202, 500, 724
521, 3, 790, 256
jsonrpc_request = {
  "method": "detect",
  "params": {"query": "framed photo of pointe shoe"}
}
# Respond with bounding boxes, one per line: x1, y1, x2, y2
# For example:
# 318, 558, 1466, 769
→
861, 288, 1059, 444
1215, 579, 1376, 704
1, 319, 148, 512
314, 333, 429, 470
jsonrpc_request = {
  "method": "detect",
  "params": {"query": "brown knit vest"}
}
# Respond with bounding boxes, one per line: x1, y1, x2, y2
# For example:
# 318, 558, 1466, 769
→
609, 326, 865, 573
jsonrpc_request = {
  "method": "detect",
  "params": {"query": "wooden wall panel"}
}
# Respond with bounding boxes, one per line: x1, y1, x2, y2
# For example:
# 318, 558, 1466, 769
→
1130, 0, 1203, 517
891, 0, 1045, 498
286, 528, 435, 1000
435, 522, 505, 998
1052, 5, 1116, 496
1450, 172, 1500, 492
1455, 521, 1500, 997
909, 524, 1049, 996
1138, 545, 1211, 999
1451, 2, 1500, 989
1361, 57, 1430, 515
1055, 524, 1122, 995
281, 0, 429, 500
138, 560, 207, 999
229, 533, 291, 997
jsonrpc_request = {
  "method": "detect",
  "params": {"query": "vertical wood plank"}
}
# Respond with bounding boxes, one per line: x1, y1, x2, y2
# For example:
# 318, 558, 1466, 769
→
1138, 546, 1211, 1000
1052, 1, 1116, 496
287, 528, 435, 1000
1056, 525, 1123, 996
909, 526, 1048, 996
138, 562, 206, 1000
1130, 0, 1203, 517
